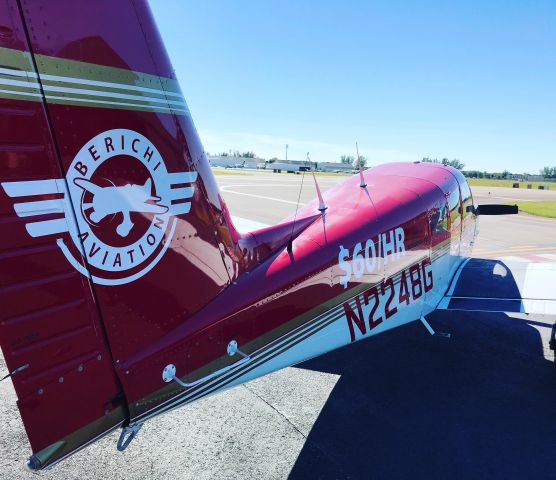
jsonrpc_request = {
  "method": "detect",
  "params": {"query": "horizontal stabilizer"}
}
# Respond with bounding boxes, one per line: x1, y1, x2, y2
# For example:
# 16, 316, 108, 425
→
231, 216, 270, 233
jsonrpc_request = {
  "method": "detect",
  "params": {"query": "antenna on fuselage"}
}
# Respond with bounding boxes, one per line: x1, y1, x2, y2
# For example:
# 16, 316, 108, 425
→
309, 153, 327, 212
356, 142, 367, 188
288, 151, 310, 254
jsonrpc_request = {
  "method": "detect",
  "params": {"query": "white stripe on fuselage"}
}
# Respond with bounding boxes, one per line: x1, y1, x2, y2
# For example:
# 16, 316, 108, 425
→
133, 247, 457, 424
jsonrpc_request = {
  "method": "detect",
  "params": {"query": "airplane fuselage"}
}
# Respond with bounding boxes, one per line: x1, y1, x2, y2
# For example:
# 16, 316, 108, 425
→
0, 0, 477, 470
127, 162, 476, 425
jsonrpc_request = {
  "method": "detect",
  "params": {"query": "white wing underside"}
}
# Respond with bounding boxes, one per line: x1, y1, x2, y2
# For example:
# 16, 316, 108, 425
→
438, 256, 556, 315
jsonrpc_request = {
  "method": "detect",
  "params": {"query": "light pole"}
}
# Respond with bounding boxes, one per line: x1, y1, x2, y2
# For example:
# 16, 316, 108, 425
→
285, 144, 288, 162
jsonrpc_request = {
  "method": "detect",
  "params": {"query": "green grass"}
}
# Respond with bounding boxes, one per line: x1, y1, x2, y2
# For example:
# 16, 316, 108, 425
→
511, 201, 556, 219
467, 178, 554, 189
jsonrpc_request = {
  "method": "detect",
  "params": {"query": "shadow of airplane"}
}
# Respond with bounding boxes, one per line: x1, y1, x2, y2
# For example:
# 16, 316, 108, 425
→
289, 259, 556, 480
445, 258, 524, 312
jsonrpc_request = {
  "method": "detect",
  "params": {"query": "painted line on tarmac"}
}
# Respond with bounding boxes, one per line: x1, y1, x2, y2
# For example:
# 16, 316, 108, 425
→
475, 250, 556, 257
219, 184, 308, 188
473, 245, 556, 255
220, 187, 306, 206
474, 244, 537, 251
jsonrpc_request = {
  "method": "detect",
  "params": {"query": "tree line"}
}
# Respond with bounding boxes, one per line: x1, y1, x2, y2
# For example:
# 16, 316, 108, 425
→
465, 167, 556, 180
216, 151, 256, 158
421, 157, 465, 170
464, 170, 514, 179
340, 155, 367, 169
541, 166, 556, 179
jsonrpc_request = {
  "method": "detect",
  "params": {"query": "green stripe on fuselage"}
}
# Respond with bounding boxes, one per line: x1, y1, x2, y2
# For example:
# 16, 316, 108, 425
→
0, 46, 187, 114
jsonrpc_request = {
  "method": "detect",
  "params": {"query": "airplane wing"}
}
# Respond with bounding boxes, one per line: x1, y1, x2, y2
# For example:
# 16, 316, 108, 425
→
438, 256, 556, 315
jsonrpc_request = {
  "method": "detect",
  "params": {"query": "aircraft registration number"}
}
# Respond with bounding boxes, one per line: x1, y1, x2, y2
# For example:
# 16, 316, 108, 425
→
343, 258, 433, 342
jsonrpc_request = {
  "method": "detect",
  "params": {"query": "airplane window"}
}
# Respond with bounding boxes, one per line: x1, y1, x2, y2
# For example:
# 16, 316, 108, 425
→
431, 200, 448, 233
460, 181, 473, 219
448, 188, 459, 212
448, 188, 461, 230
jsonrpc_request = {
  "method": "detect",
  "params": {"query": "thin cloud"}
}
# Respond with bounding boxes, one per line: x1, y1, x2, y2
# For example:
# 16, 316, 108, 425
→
198, 129, 416, 164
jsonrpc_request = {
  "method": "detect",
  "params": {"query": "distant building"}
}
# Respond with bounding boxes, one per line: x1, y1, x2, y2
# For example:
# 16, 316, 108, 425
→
264, 160, 317, 172
317, 162, 355, 173
208, 156, 362, 174
526, 174, 544, 182
510, 174, 545, 182
208, 155, 262, 169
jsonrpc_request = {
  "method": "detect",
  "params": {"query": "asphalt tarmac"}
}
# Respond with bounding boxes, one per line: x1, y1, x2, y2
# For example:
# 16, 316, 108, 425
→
1, 170, 555, 480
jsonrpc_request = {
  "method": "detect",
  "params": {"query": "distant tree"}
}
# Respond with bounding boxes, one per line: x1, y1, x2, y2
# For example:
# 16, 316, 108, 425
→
446, 159, 465, 170
501, 170, 510, 179
340, 155, 355, 165
267, 157, 278, 163
541, 166, 556, 178
241, 151, 256, 158
422, 157, 464, 170
354, 155, 367, 169
219, 152, 229, 157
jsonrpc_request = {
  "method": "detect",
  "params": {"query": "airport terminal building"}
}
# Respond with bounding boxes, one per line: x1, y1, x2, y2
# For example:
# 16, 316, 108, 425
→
208, 156, 355, 173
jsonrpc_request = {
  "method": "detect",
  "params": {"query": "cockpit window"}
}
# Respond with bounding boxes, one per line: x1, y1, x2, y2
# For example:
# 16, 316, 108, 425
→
431, 199, 448, 234
448, 187, 461, 231
460, 181, 473, 219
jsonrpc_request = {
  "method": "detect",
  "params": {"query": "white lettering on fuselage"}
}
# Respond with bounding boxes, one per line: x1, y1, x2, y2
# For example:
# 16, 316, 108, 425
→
338, 227, 406, 288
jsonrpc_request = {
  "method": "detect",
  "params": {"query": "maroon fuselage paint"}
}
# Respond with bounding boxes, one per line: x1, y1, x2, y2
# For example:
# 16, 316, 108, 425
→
0, 0, 475, 469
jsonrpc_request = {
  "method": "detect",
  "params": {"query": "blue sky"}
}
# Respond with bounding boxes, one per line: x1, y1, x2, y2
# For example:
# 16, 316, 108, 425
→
150, 1, 555, 173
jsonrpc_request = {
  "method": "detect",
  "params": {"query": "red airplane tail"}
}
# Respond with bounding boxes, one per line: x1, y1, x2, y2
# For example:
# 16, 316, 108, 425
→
0, 0, 281, 469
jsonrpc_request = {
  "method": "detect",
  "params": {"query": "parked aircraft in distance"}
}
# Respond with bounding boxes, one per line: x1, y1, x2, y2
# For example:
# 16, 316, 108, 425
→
225, 160, 246, 169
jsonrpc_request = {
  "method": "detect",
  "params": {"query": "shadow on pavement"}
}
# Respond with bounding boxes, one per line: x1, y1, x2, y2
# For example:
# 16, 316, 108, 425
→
446, 258, 525, 312
291, 303, 556, 479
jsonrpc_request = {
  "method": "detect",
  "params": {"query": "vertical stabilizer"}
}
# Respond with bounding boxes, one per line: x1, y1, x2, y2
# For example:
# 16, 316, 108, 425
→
0, 0, 240, 468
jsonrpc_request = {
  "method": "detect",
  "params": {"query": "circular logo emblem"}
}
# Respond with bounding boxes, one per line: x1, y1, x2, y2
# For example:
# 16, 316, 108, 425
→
60, 128, 197, 285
